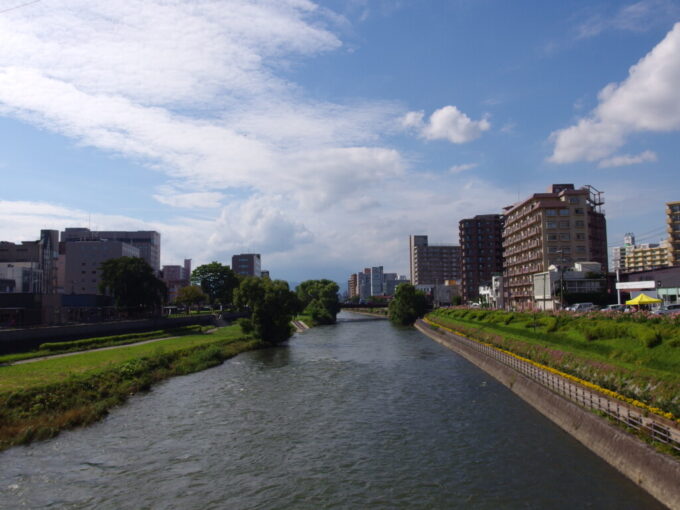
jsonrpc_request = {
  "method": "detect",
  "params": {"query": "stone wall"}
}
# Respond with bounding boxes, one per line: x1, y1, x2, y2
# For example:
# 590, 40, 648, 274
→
414, 320, 680, 510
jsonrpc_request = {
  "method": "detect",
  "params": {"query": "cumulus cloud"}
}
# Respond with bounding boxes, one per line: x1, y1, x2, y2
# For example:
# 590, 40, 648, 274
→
403, 105, 490, 144
597, 150, 658, 168
549, 22, 680, 164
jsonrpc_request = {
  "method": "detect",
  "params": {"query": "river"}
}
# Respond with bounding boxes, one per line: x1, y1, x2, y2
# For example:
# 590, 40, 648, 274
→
0, 311, 665, 509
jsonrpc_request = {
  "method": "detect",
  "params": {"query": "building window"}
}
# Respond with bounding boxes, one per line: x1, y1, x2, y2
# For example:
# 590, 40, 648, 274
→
576, 246, 586, 253
560, 233, 571, 241
575, 220, 585, 228
548, 234, 558, 241
576, 233, 585, 240
575, 208, 584, 214
546, 210, 557, 216
559, 209, 570, 216
569, 197, 580, 204
559, 220, 569, 228
547, 221, 557, 229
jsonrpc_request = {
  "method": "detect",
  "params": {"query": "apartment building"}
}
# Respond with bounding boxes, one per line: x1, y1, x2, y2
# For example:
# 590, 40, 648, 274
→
611, 233, 636, 272
231, 253, 261, 277
459, 214, 504, 303
623, 242, 671, 273
409, 235, 461, 286
347, 273, 358, 299
61, 228, 160, 272
502, 184, 607, 310
667, 201, 680, 265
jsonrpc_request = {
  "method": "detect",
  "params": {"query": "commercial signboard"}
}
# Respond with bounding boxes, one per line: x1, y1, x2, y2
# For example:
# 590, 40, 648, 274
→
615, 280, 656, 290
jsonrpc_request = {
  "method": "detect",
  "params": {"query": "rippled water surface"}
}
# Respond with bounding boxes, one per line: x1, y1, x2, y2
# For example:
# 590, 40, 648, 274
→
0, 312, 665, 509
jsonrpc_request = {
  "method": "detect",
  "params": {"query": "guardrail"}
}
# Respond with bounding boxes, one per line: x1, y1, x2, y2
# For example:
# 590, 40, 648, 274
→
423, 318, 680, 453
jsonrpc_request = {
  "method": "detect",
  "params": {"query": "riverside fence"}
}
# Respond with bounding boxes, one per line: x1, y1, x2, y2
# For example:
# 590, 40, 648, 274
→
422, 318, 680, 454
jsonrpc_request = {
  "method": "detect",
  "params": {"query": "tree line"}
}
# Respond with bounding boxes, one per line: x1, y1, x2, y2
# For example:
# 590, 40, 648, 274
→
98, 258, 342, 345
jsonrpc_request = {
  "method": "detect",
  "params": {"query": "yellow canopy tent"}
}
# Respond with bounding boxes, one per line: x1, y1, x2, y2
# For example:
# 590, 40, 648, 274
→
625, 293, 662, 305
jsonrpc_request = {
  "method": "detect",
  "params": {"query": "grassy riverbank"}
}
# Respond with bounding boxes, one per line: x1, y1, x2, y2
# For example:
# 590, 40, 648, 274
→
427, 308, 680, 418
0, 325, 259, 451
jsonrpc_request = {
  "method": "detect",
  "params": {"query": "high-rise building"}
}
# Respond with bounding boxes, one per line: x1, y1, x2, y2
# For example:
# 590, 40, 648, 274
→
459, 214, 504, 303
409, 235, 461, 286
231, 253, 261, 277
61, 228, 160, 272
370, 266, 384, 296
162, 259, 192, 303
667, 201, 680, 265
611, 233, 636, 272
357, 269, 371, 301
502, 184, 607, 310
347, 273, 358, 299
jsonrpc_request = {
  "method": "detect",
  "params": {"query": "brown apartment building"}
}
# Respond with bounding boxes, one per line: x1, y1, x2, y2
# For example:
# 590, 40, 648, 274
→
667, 201, 680, 265
409, 235, 461, 286
459, 214, 504, 303
503, 184, 607, 310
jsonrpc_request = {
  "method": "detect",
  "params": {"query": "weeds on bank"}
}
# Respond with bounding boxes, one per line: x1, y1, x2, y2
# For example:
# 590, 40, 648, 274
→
0, 326, 260, 451
427, 309, 680, 417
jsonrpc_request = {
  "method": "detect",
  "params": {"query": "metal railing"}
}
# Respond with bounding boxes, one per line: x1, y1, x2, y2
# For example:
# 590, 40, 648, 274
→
425, 320, 680, 452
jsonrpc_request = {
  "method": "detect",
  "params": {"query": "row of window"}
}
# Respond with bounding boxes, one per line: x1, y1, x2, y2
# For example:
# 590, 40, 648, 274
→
547, 246, 586, 254
546, 220, 585, 229
547, 233, 586, 241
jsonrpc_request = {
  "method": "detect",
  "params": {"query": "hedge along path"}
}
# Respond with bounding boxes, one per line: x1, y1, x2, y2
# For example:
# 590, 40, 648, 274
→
0, 325, 244, 392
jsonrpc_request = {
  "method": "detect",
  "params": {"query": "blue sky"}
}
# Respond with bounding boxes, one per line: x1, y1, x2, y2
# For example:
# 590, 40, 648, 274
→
1, 0, 679, 286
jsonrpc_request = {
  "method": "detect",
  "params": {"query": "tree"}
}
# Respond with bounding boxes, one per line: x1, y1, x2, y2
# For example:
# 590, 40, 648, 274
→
234, 277, 301, 344
175, 285, 207, 309
99, 257, 167, 310
388, 283, 428, 326
296, 279, 341, 325
191, 262, 239, 306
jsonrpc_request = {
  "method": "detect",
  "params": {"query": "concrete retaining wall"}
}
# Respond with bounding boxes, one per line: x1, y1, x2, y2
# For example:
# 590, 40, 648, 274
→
415, 319, 680, 510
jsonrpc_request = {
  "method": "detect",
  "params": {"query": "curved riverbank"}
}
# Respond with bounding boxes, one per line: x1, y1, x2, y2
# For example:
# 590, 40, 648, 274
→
415, 319, 680, 509
0, 327, 260, 451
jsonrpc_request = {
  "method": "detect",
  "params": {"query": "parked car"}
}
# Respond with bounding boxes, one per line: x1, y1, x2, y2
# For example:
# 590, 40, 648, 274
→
651, 304, 680, 315
603, 304, 627, 312
568, 302, 597, 312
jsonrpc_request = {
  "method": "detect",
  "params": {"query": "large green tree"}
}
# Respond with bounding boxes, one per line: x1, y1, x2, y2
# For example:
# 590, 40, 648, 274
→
234, 277, 301, 344
296, 279, 341, 325
175, 285, 208, 309
99, 257, 167, 310
191, 262, 239, 305
388, 283, 428, 326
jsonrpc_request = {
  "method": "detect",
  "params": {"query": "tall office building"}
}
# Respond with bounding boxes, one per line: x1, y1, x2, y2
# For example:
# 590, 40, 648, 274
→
370, 266, 384, 296
409, 235, 461, 286
502, 184, 607, 310
667, 201, 680, 265
64, 240, 140, 295
459, 214, 504, 303
357, 269, 371, 301
61, 228, 160, 272
232, 253, 261, 277
162, 259, 192, 303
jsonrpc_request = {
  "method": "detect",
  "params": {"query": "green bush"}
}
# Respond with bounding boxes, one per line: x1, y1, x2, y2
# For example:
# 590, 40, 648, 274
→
633, 325, 662, 348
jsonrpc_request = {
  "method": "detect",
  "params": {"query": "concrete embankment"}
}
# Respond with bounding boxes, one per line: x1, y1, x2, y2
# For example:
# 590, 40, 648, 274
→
414, 319, 680, 510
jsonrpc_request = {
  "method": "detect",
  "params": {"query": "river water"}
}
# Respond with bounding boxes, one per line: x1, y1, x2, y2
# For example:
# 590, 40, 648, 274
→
0, 312, 664, 509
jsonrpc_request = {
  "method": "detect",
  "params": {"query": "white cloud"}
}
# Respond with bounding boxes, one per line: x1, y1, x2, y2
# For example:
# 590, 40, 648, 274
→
549, 22, 680, 164
449, 163, 478, 174
403, 105, 490, 144
576, 0, 680, 39
0, 1, 509, 281
597, 150, 658, 168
